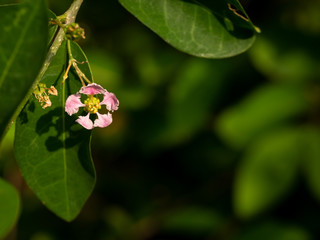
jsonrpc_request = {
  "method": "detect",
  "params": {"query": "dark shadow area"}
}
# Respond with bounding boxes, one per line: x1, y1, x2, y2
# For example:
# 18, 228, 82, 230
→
34, 106, 95, 177
35, 107, 62, 136
18, 100, 35, 125
35, 107, 90, 150
7, 0, 320, 239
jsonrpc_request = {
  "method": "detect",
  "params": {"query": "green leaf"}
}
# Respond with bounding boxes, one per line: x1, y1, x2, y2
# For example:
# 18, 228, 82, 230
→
119, 0, 257, 58
301, 127, 320, 201
14, 41, 96, 221
215, 84, 308, 149
0, 0, 48, 141
233, 129, 301, 219
0, 178, 20, 239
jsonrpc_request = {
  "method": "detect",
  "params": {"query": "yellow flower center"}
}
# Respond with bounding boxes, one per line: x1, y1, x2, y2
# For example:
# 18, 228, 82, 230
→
84, 96, 101, 114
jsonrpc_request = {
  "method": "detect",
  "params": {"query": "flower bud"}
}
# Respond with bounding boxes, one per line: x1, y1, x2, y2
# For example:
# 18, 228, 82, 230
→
48, 86, 58, 96
64, 23, 85, 41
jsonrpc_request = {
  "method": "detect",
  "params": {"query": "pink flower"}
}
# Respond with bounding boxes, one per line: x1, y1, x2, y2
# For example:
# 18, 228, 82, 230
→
65, 83, 119, 130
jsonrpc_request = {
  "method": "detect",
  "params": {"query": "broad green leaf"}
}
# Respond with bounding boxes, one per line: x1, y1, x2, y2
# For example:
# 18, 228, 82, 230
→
215, 84, 308, 149
301, 127, 320, 201
14, 41, 96, 221
0, 178, 20, 239
0, 0, 48, 141
233, 129, 301, 219
119, 0, 257, 58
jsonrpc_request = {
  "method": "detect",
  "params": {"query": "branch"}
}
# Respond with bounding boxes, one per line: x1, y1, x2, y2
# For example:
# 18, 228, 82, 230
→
38, 0, 84, 84
3, 0, 84, 139
65, 0, 84, 24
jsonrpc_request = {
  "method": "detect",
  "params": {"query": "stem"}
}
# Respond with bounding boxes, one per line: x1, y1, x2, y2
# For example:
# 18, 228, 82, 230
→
67, 40, 74, 59
33, 0, 84, 88
66, 40, 86, 86
2, 0, 84, 141
64, 0, 84, 25
66, 40, 91, 86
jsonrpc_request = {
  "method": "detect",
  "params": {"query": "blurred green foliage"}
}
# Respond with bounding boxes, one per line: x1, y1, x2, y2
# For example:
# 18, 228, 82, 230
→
2, 0, 320, 239
0, 177, 20, 239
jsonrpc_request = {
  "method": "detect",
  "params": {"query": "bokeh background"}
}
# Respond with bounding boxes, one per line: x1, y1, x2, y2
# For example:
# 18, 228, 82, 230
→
1, 0, 320, 239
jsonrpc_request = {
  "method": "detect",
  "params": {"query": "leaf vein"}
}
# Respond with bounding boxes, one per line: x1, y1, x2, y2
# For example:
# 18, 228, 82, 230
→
62, 67, 70, 218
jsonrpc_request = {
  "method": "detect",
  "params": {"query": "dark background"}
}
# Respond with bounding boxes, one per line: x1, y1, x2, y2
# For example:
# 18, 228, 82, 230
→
1, 0, 320, 239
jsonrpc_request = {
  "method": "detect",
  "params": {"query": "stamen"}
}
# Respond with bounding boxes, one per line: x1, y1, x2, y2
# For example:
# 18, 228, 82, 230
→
84, 96, 100, 114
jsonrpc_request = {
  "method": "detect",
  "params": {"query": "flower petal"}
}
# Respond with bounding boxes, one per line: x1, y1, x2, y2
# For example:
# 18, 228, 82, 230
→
42, 96, 52, 109
76, 113, 94, 130
79, 83, 106, 95
48, 86, 58, 96
100, 92, 119, 111
93, 112, 113, 128
65, 93, 85, 116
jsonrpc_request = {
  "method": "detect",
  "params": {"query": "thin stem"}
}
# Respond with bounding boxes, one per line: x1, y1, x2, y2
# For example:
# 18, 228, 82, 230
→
62, 40, 74, 84
2, 0, 84, 141
67, 40, 74, 59
66, 40, 91, 86
34, 0, 84, 87
62, 60, 72, 83
72, 62, 91, 85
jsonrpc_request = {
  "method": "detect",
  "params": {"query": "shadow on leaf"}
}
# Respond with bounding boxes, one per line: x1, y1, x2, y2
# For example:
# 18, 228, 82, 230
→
35, 107, 90, 150
18, 101, 35, 125
33, 106, 95, 177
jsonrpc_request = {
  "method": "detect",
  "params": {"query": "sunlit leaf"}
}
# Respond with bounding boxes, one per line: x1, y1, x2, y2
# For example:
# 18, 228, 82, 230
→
119, 0, 257, 58
215, 84, 308, 149
234, 128, 301, 219
0, 178, 20, 239
14, 41, 95, 221
0, 0, 48, 141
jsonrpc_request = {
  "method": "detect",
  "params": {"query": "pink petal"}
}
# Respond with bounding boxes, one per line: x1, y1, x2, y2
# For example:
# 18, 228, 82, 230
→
76, 113, 94, 130
79, 83, 106, 95
93, 112, 113, 128
100, 92, 119, 111
65, 93, 85, 116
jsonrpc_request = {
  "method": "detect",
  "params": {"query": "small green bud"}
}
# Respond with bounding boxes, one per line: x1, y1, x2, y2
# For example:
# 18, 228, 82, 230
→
64, 23, 85, 41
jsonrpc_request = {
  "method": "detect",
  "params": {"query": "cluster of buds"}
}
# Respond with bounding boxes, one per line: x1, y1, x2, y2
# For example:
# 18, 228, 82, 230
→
49, 18, 85, 41
64, 23, 85, 41
33, 83, 58, 109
